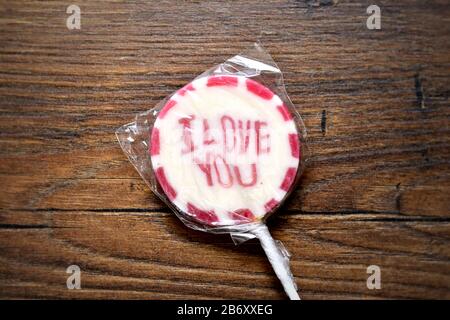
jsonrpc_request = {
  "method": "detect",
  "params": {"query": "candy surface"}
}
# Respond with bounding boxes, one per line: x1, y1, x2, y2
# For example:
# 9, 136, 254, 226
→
150, 75, 300, 226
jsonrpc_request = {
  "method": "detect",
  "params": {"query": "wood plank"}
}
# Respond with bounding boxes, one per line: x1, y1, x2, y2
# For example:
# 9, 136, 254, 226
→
0, 211, 449, 299
0, 0, 449, 299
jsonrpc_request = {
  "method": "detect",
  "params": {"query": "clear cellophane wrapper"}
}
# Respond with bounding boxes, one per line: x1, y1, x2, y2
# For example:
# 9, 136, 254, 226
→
116, 43, 308, 299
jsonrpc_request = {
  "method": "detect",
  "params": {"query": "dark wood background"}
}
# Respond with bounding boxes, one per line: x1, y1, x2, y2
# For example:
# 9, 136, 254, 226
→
0, 0, 449, 299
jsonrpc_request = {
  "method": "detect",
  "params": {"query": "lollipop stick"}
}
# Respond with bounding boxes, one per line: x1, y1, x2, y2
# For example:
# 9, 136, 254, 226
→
252, 224, 300, 300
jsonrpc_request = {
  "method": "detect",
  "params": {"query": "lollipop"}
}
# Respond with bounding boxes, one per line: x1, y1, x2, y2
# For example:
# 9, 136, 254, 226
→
150, 75, 301, 299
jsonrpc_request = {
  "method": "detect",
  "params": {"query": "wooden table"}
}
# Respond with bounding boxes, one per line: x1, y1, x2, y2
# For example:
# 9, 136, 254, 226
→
1, 0, 449, 299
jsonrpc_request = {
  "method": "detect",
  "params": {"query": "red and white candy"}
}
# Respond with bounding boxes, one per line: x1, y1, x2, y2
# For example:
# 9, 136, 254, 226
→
150, 75, 301, 227
148, 74, 302, 299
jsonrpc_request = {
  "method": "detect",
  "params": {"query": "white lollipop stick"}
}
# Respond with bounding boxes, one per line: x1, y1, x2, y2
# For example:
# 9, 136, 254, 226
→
252, 224, 300, 300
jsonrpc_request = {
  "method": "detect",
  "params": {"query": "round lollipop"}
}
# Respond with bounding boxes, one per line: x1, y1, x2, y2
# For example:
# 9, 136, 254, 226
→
150, 75, 301, 299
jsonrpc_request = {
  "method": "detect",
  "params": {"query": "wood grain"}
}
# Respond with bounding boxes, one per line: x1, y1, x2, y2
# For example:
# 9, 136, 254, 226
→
0, 0, 449, 299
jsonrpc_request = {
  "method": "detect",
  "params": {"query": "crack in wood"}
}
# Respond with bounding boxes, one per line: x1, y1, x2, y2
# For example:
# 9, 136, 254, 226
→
0, 223, 72, 230
306, 0, 339, 7
321, 109, 327, 135
395, 182, 402, 213
414, 73, 426, 109
5, 207, 449, 222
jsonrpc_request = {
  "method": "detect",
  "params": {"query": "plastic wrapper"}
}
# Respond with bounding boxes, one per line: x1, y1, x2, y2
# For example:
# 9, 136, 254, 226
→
116, 43, 307, 299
